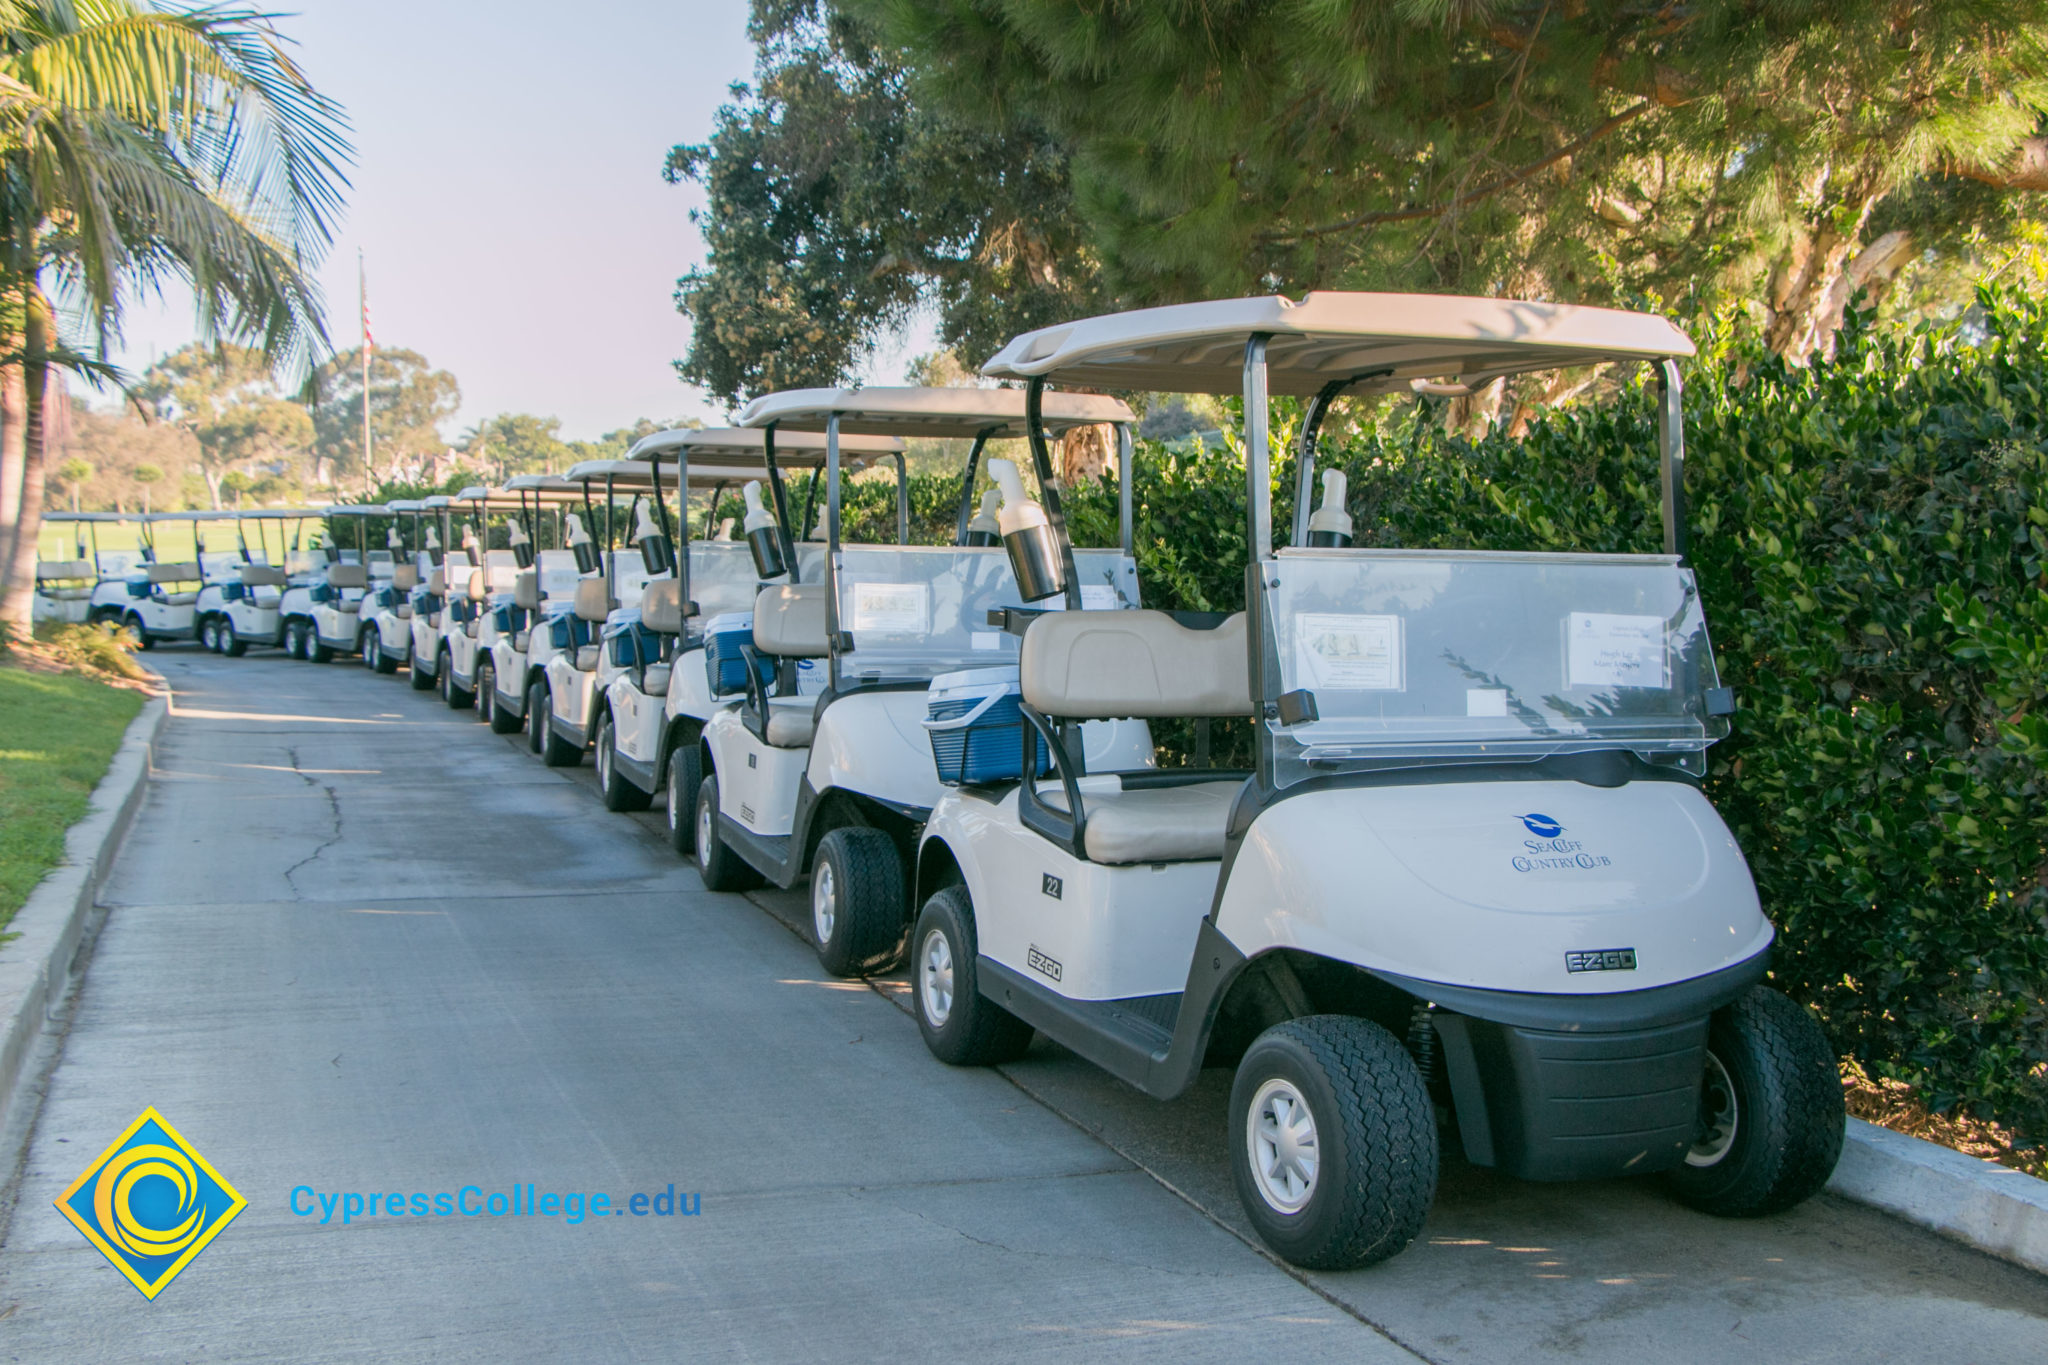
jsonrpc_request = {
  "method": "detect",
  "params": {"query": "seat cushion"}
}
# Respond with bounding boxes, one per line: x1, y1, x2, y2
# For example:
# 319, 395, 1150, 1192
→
336, 599, 361, 614
157, 591, 199, 606
643, 663, 672, 696
514, 629, 530, 651
1042, 780, 1243, 864
395, 603, 413, 620
573, 644, 600, 671
763, 696, 817, 747
465, 620, 480, 640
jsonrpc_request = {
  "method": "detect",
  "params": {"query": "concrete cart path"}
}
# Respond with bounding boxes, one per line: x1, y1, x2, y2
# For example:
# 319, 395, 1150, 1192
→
4, 651, 2045, 1364
0, 652, 1394, 1364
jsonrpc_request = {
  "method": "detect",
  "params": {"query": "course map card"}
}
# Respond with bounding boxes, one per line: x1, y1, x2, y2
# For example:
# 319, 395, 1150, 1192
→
1567, 612, 1668, 689
850, 582, 930, 634
1295, 614, 1404, 691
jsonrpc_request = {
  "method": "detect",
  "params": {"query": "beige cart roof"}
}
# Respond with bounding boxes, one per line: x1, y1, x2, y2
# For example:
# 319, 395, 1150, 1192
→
981, 292, 1695, 397
625, 426, 905, 473
739, 386, 1133, 437
320, 504, 393, 517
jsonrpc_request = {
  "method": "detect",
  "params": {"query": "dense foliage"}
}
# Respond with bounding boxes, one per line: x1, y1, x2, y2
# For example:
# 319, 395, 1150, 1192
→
826, 293, 2048, 1144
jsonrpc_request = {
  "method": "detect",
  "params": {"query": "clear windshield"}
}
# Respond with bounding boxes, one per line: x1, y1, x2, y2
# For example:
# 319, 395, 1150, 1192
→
832, 546, 1141, 684
1263, 550, 1726, 786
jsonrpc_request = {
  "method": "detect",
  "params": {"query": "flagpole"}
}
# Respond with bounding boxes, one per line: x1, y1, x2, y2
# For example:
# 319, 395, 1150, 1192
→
360, 249, 373, 486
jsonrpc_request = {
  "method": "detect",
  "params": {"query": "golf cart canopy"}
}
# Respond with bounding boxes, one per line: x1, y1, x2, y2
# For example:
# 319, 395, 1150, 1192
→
626, 426, 905, 471
322, 504, 393, 517
564, 459, 664, 491
981, 292, 1694, 397
738, 387, 1134, 437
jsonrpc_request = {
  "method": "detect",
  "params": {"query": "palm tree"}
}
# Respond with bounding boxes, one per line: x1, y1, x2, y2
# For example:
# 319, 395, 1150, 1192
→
0, 1, 350, 630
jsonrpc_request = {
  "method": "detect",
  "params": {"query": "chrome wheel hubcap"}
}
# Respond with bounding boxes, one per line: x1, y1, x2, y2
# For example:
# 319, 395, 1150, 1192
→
1686, 1051, 1739, 1168
695, 799, 713, 868
919, 928, 954, 1028
1248, 1078, 1320, 1214
812, 864, 837, 945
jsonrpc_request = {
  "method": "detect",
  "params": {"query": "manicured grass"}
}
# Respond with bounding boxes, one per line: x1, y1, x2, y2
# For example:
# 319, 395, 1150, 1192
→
0, 666, 144, 935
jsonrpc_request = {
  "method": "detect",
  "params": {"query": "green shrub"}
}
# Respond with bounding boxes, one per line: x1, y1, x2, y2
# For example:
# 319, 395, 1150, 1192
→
34, 621, 151, 683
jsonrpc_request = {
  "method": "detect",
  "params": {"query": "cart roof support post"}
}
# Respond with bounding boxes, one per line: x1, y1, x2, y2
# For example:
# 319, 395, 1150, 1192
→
825, 414, 843, 690
892, 451, 909, 545
1657, 359, 1687, 560
1024, 377, 1085, 611
1118, 423, 1135, 558
762, 424, 802, 585
953, 430, 995, 545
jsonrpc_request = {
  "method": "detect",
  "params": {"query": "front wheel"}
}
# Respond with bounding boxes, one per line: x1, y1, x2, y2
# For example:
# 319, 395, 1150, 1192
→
125, 614, 154, 650
1229, 1016, 1438, 1271
409, 646, 435, 689
200, 616, 222, 653
597, 713, 651, 811
442, 649, 474, 709
365, 627, 396, 674
538, 688, 582, 767
664, 742, 701, 856
811, 827, 907, 977
221, 619, 247, 657
283, 620, 306, 659
911, 886, 1033, 1066
526, 679, 549, 755
1664, 987, 1844, 1217
482, 661, 520, 733
308, 630, 333, 663
692, 774, 762, 892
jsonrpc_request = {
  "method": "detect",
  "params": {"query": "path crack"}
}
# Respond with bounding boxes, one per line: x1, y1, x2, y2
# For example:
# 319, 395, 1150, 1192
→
280, 745, 345, 900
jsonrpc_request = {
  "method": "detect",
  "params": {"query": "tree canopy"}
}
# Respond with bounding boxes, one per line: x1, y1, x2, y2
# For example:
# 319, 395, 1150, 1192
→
674, 0, 2048, 400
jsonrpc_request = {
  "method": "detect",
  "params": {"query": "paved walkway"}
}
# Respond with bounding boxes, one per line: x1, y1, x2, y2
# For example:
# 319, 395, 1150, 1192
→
0, 649, 2042, 1362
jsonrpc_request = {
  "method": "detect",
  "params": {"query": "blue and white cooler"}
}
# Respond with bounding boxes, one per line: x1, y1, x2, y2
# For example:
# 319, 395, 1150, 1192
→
703, 612, 762, 695
923, 666, 1049, 786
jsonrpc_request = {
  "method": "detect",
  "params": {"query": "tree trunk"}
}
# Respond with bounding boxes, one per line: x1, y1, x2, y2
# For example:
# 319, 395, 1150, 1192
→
0, 340, 24, 608
0, 298, 50, 631
1763, 183, 1884, 360
1057, 423, 1114, 484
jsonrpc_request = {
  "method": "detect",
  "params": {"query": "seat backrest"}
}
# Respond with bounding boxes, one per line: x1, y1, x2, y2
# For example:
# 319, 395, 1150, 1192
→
573, 576, 612, 623
427, 567, 446, 595
238, 564, 288, 587
38, 559, 94, 581
1021, 611, 1252, 718
512, 570, 540, 609
326, 563, 368, 589
147, 561, 200, 584
641, 577, 684, 635
753, 584, 828, 658
467, 569, 487, 603
391, 563, 420, 591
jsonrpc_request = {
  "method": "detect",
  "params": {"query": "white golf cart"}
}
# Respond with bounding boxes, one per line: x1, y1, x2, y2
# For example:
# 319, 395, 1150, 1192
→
33, 512, 116, 624
426, 487, 525, 713
359, 499, 429, 676
689, 387, 1152, 979
99, 512, 228, 647
593, 425, 899, 843
480, 475, 591, 747
193, 509, 321, 655
908, 293, 1844, 1270
403, 495, 467, 694
300, 504, 394, 662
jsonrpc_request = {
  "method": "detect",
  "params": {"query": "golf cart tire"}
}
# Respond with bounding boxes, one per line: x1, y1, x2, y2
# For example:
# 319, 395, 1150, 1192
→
308, 633, 332, 663
539, 697, 582, 768
482, 662, 520, 733
693, 774, 763, 892
1664, 987, 1844, 1218
911, 886, 1033, 1067
442, 649, 474, 709
811, 828, 906, 977
597, 713, 651, 812
200, 616, 221, 652
664, 742, 702, 856
125, 614, 154, 649
221, 620, 246, 657
1229, 1015, 1438, 1272
365, 628, 396, 674
525, 679, 549, 755
283, 621, 305, 659
410, 651, 435, 689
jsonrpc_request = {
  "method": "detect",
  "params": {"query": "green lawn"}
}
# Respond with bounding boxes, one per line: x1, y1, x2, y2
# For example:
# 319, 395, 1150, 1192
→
0, 667, 145, 935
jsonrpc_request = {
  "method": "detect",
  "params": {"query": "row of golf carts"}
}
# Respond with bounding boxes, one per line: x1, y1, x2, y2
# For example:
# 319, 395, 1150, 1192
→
82, 291, 1845, 1269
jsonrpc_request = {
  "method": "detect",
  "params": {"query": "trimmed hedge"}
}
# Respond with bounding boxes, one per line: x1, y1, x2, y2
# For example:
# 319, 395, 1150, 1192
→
830, 290, 2048, 1144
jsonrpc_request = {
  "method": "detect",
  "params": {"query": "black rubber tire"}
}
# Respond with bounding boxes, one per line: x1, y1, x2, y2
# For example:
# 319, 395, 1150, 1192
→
126, 615, 154, 650
308, 631, 332, 663
410, 646, 435, 689
1664, 987, 1845, 1218
221, 620, 247, 657
597, 712, 652, 811
200, 616, 221, 652
811, 827, 908, 977
911, 885, 1034, 1066
1229, 1015, 1438, 1271
525, 679, 549, 755
282, 620, 304, 659
483, 661, 520, 733
442, 649, 474, 709
692, 774, 763, 891
664, 741, 701, 856
365, 627, 396, 674
539, 689, 583, 767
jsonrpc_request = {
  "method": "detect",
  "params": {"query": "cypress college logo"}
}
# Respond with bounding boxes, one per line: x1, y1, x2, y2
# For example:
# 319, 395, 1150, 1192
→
54, 1108, 246, 1299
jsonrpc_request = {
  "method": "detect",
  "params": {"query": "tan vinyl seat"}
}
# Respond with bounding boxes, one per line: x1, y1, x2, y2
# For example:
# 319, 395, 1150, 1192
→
512, 571, 540, 610
641, 579, 683, 635
753, 584, 827, 657
38, 559, 95, 583
427, 567, 446, 596
394, 603, 413, 620
1021, 610, 1255, 863
464, 620, 480, 640
1039, 781, 1243, 864
764, 695, 817, 747
238, 565, 288, 588
327, 564, 368, 590
575, 644, 600, 671
573, 577, 611, 624
391, 564, 420, 591
157, 591, 200, 606
467, 569, 488, 603
643, 663, 672, 696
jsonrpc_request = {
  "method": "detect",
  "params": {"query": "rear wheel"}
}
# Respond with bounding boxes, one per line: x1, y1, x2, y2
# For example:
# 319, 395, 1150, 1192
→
692, 774, 762, 892
365, 627, 396, 674
539, 689, 582, 767
483, 661, 520, 733
1229, 1016, 1438, 1271
409, 644, 435, 689
911, 886, 1033, 1066
811, 828, 907, 977
1664, 987, 1844, 1217
221, 619, 247, 657
442, 649, 474, 709
525, 679, 549, 755
664, 742, 701, 855
597, 712, 651, 811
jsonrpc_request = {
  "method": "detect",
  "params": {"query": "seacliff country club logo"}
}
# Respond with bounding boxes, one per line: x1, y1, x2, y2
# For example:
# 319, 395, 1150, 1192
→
54, 1108, 246, 1299
1519, 812, 1565, 838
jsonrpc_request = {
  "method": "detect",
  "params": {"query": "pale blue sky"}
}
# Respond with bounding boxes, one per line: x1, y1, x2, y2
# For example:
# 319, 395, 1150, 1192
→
95, 1, 932, 440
